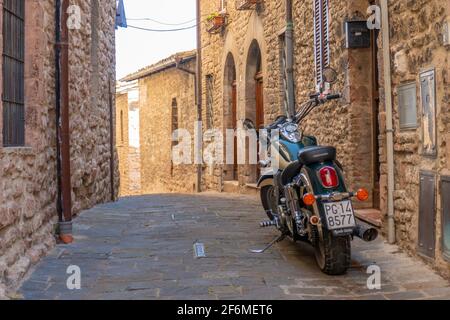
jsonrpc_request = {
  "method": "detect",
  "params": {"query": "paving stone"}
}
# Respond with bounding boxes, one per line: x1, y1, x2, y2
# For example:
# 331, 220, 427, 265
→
18, 193, 449, 300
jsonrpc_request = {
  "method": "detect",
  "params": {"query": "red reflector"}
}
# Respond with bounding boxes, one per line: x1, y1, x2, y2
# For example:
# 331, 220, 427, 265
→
318, 166, 339, 188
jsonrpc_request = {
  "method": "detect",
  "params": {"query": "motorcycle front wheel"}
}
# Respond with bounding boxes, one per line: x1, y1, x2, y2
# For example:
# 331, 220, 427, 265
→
313, 228, 351, 275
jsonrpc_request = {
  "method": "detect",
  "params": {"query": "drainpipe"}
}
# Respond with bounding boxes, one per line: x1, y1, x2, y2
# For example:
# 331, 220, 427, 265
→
380, 0, 395, 244
285, 0, 296, 119
195, 0, 203, 193
55, 0, 73, 244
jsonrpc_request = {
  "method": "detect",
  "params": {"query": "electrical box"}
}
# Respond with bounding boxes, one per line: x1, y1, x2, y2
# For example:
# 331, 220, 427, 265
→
345, 21, 371, 49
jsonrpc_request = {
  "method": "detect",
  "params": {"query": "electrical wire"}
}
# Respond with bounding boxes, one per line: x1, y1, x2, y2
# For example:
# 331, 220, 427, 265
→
127, 24, 197, 32
127, 17, 196, 26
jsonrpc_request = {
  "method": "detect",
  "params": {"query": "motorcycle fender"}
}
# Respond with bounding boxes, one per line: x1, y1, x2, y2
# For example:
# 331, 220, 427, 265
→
257, 171, 274, 188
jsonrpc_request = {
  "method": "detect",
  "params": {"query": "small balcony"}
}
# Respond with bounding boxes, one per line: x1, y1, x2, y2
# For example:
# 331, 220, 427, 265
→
236, 0, 263, 11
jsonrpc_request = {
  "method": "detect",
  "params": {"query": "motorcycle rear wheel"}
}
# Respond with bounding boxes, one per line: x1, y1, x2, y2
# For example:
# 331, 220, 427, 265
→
260, 185, 277, 220
314, 229, 351, 275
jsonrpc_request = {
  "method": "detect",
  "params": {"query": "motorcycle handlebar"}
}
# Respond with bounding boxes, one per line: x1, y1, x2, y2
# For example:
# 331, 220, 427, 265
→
326, 93, 341, 100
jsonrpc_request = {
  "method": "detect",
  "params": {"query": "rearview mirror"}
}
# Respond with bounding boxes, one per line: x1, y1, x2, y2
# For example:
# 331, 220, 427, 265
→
243, 119, 256, 131
323, 67, 338, 84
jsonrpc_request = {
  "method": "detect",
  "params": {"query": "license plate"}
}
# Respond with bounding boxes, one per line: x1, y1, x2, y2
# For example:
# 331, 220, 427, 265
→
323, 200, 356, 230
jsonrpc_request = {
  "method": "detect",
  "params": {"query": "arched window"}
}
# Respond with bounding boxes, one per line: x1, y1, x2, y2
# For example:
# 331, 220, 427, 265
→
2, 0, 25, 146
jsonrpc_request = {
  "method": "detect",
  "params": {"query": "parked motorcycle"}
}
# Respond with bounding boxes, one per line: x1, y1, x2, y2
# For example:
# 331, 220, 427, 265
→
244, 68, 378, 275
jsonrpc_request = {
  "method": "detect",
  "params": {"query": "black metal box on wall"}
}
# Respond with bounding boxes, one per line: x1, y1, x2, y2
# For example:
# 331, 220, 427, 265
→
441, 176, 450, 261
418, 171, 436, 259
344, 21, 371, 48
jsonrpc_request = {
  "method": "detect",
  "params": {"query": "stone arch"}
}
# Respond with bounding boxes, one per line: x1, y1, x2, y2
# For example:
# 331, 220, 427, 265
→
242, 11, 267, 121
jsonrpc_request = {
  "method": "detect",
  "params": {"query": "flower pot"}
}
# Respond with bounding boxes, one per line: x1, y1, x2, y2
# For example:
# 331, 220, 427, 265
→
212, 16, 225, 28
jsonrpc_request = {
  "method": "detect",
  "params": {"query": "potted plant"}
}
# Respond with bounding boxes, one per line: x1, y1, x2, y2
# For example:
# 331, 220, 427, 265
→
207, 12, 226, 29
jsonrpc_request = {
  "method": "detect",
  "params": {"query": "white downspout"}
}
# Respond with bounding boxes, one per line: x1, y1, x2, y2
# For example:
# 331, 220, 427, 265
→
380, 0, 396, 244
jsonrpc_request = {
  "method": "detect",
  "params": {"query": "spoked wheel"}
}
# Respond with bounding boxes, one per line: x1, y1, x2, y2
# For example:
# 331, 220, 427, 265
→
260, 185, 277, 220
313, 229, 351, 275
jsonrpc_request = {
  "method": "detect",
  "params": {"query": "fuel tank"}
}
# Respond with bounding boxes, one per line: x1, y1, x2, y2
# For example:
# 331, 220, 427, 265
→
273, 135, 317, 170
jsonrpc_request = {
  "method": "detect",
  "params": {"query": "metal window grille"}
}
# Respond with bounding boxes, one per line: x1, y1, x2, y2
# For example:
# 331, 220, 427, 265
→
313, 0, 330, 91
171, 98, 178, 142
206, 75, 214, 129
2, 0, 25, 147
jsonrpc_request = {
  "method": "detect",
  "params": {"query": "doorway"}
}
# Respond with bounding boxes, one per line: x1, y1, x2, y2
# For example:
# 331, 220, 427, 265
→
245, 40, 263, 183
371, 28, 381, 210
223, 53, 237, 182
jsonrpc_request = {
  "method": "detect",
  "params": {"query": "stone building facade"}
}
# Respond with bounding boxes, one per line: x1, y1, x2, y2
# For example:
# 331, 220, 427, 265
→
0, 0, 118, 295
198, 0, 450, 276
122, 51, 198, 194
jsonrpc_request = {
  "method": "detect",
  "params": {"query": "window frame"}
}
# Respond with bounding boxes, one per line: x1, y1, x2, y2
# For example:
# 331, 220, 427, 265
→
2, 0, 26, 147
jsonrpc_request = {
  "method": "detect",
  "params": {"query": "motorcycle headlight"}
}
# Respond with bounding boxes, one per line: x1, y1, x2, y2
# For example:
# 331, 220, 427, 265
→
281, 123, 302, 143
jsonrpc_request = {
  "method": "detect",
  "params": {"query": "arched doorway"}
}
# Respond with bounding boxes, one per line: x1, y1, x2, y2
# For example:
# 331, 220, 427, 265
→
223, 53, 237, 182
245, 40, 263, 183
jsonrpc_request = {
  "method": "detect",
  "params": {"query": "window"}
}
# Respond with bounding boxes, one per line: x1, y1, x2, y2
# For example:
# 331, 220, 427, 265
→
120, 110, 124, 143
398, 83, 417, 130
205, 75, 214, 129
313, 0, 330, 91
2, 0, 25, 147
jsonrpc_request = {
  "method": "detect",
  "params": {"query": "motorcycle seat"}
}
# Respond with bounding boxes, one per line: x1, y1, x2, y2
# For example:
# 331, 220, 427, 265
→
297, 146, 336, 165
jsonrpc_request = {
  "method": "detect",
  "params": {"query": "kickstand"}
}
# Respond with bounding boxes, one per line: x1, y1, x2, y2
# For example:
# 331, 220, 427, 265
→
249, 234, 286, 254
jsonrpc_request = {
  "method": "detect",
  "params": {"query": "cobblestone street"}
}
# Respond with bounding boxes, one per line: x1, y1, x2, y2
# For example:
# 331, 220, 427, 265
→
19, 193, 450, 300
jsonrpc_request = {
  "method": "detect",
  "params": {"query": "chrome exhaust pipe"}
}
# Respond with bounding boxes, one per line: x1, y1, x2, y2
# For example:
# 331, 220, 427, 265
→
353, 222, 379, 242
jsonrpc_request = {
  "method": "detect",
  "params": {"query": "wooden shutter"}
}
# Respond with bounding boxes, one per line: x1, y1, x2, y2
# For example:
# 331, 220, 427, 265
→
2, 0, 25, 146
313, 0, 330, 90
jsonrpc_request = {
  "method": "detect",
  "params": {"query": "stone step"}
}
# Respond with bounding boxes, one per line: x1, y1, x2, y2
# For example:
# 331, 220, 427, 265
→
355, 208, 382, 228
223, 180, 240, 193
244, 183, 259, 195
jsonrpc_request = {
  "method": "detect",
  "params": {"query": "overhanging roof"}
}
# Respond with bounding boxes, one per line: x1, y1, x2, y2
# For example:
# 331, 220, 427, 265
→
121, 50, 196, 82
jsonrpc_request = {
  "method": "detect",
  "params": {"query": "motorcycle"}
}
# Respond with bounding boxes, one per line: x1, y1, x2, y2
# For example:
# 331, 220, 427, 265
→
244, 68, 378, 275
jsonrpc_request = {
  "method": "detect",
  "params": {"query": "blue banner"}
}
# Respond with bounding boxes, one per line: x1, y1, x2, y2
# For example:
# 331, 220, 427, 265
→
116, 0, 127, 29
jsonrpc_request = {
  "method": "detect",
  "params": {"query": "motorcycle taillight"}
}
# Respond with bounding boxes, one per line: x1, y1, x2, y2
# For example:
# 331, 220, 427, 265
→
318, 166, 339, 188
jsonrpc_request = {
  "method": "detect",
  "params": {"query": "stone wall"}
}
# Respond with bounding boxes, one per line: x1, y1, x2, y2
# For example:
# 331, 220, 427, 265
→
381, 0, 450, 277
199, 0, 376, 207
0, 0, 118, 295
139, 59, 198, 194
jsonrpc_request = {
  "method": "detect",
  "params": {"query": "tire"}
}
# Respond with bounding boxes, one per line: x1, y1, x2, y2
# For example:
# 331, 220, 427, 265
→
260, 185, 277, 220
313, 229, 351, 275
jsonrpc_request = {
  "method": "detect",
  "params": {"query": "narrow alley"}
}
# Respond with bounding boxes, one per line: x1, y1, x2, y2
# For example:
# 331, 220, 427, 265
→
19, 193, 450, 300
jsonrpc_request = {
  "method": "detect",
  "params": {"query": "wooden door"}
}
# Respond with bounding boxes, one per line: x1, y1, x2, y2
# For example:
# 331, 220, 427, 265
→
255, 72, 264, 177
232, 81, 238, 180
255, 72, 264, 129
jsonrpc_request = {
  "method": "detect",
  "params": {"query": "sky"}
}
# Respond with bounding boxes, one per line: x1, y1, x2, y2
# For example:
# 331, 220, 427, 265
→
115, 0, 197, 80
